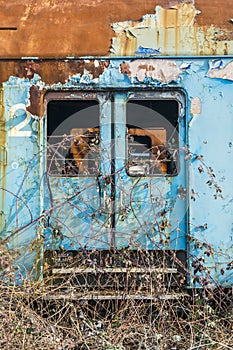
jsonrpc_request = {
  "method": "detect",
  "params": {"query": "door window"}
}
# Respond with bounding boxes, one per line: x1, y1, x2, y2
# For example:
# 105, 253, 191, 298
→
47, 100, 100, 176
126, 99, 179, 176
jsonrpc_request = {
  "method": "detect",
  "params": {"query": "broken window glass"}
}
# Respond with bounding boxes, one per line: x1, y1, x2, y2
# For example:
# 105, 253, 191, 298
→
47, 100, 100, 176
126, 99, 179, 176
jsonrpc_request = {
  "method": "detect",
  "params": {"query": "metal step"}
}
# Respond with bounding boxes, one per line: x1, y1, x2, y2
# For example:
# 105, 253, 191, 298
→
43, 289, 188, 301
51, 267, 178, 274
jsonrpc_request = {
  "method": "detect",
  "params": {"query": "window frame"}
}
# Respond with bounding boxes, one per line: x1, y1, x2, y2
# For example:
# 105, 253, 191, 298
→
125, 91, 185, 178
45, 91, 103, 178
44, 90, 185, 178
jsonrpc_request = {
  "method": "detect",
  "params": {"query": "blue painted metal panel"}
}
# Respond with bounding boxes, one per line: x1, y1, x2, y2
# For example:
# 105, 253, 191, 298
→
0, 57, 232, 287
186, 64, 233, 287
113, 91, 187, 251
43, 93, 113, 251
1, 77, 42, 280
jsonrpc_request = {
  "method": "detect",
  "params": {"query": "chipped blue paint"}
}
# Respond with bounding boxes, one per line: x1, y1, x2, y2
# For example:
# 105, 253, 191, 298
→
135, 46, 161, 55
112, 90, 186, 251
0, 56, 233, 286
1, 77, 42, 280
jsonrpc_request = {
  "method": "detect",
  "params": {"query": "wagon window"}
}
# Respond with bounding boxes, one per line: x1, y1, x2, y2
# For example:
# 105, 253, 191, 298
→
47, 100, 100, 176
126, 99, 179, 176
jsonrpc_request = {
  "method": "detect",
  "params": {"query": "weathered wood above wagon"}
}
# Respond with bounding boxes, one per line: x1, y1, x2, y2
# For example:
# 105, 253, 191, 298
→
0, 0, 233, 57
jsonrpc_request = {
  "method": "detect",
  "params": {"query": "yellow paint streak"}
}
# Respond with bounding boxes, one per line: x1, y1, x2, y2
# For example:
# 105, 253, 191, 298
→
0, 88, 6, 234
111, 3, 233, 56
175, 8, 178, 56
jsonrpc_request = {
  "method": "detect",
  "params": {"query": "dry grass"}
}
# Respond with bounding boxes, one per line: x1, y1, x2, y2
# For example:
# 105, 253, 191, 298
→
0, 284, 232, 350
0, 245, 232, 350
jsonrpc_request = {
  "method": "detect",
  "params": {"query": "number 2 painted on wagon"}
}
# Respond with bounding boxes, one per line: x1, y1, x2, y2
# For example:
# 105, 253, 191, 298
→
9, 103, 33, 137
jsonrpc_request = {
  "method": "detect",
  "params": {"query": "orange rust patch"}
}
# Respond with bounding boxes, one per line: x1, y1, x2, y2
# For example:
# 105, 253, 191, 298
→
0, 1, 232, 57
0, 60, 110, 84
120, 62, 131, 75
138, 64, 155, 71
27, 86, 45, 117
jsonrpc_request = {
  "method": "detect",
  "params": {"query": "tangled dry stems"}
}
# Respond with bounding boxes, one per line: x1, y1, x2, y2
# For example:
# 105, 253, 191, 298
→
0, 269, 232, 349
1, 237, 232, 349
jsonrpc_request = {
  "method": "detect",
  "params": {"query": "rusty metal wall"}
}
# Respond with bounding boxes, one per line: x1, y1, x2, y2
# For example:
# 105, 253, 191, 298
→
0, 0, 233, 57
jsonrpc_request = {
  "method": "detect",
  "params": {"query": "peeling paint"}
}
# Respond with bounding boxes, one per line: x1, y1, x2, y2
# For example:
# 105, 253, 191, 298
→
111, 3, 233, 56
190, 97, 201, 114
0, 60, 110, 85
208, 60, 233, 81
28, 86, 45, 117
120, 59, 182, 83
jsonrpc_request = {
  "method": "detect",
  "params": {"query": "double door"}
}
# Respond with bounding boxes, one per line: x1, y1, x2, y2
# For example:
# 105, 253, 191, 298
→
44, 90, 186, 252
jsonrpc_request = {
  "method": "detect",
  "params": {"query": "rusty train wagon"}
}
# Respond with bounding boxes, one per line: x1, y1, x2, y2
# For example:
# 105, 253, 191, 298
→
0, 0, 233, 295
